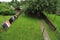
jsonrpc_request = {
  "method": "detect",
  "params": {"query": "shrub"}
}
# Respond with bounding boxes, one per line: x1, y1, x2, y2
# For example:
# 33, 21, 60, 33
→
0, 3, 15, 15
24, 0, 57, 17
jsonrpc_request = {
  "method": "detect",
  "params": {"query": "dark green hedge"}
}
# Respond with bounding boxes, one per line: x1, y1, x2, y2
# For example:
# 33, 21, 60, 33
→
24, 0, 57, 17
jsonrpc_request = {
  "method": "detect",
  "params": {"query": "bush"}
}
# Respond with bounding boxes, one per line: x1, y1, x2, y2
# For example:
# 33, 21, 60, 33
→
24, 0, 57, 17
24, 0, 43, 17
0, 3, 15, 15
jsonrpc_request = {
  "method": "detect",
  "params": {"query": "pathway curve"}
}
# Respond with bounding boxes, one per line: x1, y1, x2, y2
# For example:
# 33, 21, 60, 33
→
40, 20, 50, 40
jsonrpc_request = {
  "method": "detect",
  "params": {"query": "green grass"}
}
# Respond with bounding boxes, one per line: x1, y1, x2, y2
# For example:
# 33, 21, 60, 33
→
45, 14, 60, 32
0, 15, 11, 30
43, 20, 58, 40
0, 14, 44, 40
44, 13, 60, 40
0, 15, 11, 24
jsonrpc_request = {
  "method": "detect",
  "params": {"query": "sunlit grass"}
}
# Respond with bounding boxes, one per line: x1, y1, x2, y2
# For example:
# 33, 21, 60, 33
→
0, 15, 11, 24
0, 14, 44, 40
43, 20, 58, 40
45, 14, 60, 31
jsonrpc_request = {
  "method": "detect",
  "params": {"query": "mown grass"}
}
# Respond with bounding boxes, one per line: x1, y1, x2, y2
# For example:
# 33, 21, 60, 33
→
43, 20, 58, 40
0, 14, 44, 40
45, 14, 60, 32
44, 13, 60, 40
0, 15, 11, 24
0, 15, 11, 30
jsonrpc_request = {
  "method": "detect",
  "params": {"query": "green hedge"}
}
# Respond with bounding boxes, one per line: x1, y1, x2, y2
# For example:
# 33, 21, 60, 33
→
0, 3, 15, 15
24, 0, 57, 17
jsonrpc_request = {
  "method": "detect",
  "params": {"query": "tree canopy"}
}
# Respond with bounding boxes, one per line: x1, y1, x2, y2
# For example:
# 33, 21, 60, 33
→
24, 0, 58, 17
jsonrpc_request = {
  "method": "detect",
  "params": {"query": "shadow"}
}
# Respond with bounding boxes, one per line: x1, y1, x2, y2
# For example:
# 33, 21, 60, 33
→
0, 14, 14, 16
24, 13, 44, 19
24, 15, 39, 20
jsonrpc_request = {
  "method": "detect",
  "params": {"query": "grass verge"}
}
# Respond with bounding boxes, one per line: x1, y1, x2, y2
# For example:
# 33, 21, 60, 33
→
43, 20, 58, 40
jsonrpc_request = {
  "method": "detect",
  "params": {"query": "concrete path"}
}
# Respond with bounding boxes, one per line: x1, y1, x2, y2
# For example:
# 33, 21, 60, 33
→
40, 20, 50, 40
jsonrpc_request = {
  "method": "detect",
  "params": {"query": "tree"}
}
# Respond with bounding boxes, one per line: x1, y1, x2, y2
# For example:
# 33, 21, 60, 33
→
0, 3, 15, 15
10, 0, 20, 7
24, 0, 57, 17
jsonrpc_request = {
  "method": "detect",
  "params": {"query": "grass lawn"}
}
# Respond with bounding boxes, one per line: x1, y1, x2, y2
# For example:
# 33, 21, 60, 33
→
0, 14, 44, 40
0, 15, 11, 24
44, 13, 60, 40
43, 20, 58, 40
45, 14, 60, 32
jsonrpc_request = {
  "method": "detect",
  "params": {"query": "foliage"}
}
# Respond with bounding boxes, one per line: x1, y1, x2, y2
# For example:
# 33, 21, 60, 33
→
10, 3, 17, 7
10, 0, 20, 7
46, 0, 57, 14
0, 3, 15, 15
24, 0, 57, 17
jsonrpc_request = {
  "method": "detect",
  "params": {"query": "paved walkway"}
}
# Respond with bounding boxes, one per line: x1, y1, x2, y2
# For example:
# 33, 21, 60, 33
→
40, 20, 50, 40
